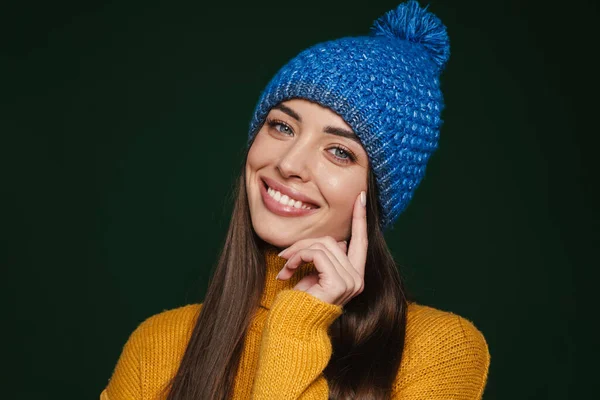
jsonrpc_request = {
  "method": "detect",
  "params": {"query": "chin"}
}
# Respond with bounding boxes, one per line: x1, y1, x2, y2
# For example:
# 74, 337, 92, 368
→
251, 212, 350, 249
251, 214, 311, 248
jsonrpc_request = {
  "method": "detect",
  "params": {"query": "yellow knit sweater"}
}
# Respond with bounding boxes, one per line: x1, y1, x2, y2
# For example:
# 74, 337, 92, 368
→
101, 247, 490, 399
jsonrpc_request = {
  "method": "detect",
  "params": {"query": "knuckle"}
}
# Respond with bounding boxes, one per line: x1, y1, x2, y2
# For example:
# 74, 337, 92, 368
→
294, 248, 307, 258
336, 282, 348, 295
347, 281, 355, 293
311, 242, 326, 251
323, 236, 337, 247
356, 280, 365, 294
313, 243, 325, 253
315, 249, 327, 259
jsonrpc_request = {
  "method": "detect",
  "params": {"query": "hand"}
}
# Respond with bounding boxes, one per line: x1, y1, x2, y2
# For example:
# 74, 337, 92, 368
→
276, 191, 368, 307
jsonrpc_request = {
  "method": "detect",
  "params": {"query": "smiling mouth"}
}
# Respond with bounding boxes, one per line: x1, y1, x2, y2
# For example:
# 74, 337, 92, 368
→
261, 180, 319, 210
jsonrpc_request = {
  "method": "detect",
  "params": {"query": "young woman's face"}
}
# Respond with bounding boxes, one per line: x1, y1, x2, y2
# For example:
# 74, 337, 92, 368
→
246, 99, 369, 248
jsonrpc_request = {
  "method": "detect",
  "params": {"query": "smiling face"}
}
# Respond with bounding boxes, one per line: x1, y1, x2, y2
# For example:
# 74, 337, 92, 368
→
245, 99, 369, 249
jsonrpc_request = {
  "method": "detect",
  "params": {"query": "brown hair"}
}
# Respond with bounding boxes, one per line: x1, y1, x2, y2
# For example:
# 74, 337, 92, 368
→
166, 145, 408, 399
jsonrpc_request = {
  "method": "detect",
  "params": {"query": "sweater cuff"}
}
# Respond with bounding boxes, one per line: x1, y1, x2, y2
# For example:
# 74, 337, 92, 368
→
267, 289, 343, 339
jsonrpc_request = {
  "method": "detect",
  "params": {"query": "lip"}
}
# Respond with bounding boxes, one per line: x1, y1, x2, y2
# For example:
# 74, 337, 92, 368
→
259, 177, 321, 218
261, 176, 320, 208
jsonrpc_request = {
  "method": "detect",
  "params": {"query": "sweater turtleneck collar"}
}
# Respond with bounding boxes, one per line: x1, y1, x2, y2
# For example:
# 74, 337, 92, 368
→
259, 244, 317, 310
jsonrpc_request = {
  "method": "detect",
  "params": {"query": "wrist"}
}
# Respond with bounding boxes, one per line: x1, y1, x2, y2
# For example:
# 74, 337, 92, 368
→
267, 289, 342, 339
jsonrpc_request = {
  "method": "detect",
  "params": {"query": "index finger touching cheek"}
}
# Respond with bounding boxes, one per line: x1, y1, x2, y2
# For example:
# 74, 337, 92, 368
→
347, 191, 368, 277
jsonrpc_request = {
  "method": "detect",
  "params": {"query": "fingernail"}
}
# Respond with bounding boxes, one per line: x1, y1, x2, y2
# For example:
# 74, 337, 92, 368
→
275, 263, 286, 280
360, 191, 366, 207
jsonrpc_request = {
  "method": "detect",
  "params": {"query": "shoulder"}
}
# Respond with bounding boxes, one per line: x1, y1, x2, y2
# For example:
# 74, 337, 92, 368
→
405, 302, 488, 349
404, 302, 489, 364
118, 303, 204, 374
392, 303, 490, 398
133, 303, 202, 339
128, 303, 203, 357
103, 304, 203, 399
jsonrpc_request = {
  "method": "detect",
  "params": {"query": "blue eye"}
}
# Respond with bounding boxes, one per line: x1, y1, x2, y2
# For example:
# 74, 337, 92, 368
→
328, 146, 356, 164
276, 123, 293, 135
330, 147, 349, 159
266, 119, 293, 136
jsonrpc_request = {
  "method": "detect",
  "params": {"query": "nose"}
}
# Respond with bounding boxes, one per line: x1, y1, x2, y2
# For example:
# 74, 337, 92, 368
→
276, 139, 312, 182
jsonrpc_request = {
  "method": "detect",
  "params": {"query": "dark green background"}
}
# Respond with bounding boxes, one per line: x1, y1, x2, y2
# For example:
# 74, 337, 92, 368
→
2, 0, 596, 398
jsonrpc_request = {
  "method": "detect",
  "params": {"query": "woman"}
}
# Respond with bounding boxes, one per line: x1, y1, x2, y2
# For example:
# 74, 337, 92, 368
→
101, 1, 490, 399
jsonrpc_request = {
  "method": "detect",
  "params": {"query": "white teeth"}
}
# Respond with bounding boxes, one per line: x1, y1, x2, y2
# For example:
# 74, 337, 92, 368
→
266, 186, 314, 209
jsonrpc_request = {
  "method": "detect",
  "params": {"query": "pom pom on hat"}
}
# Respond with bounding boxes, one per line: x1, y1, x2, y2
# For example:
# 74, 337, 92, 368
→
371, 0, 450, 70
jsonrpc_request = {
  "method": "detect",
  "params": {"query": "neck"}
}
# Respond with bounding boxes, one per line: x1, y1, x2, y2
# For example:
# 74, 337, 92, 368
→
259, 244, 317, 310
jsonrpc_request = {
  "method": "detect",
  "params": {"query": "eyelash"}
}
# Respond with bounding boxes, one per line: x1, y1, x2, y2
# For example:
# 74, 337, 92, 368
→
265, 118, 357, 164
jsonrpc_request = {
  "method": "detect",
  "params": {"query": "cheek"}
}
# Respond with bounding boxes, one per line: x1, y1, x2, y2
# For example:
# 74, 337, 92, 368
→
246, 138, 260, 170
320, 170, 366, 220
246, 131, 272, 171
246, 131, 278, 200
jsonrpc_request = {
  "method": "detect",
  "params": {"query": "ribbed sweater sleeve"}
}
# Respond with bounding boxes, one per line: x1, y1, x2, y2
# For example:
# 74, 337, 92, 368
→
251, 289, 343, 399
100, 323, 143, 400
391, 305, 490, 400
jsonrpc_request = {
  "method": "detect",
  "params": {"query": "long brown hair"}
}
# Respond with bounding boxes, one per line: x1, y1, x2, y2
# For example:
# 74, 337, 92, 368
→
166, 145, 408, 399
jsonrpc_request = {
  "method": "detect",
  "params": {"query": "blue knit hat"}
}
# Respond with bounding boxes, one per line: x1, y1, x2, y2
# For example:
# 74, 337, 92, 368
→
247, 0, 450, 231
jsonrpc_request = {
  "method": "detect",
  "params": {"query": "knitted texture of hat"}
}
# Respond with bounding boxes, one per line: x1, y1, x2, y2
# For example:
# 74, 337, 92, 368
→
247, 0, 450, 231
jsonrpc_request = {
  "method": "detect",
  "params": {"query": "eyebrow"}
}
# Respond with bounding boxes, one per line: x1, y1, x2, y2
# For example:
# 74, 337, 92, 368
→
323, 126, 361, 144
273, 104, 302, 121
272, 104, 361, 144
